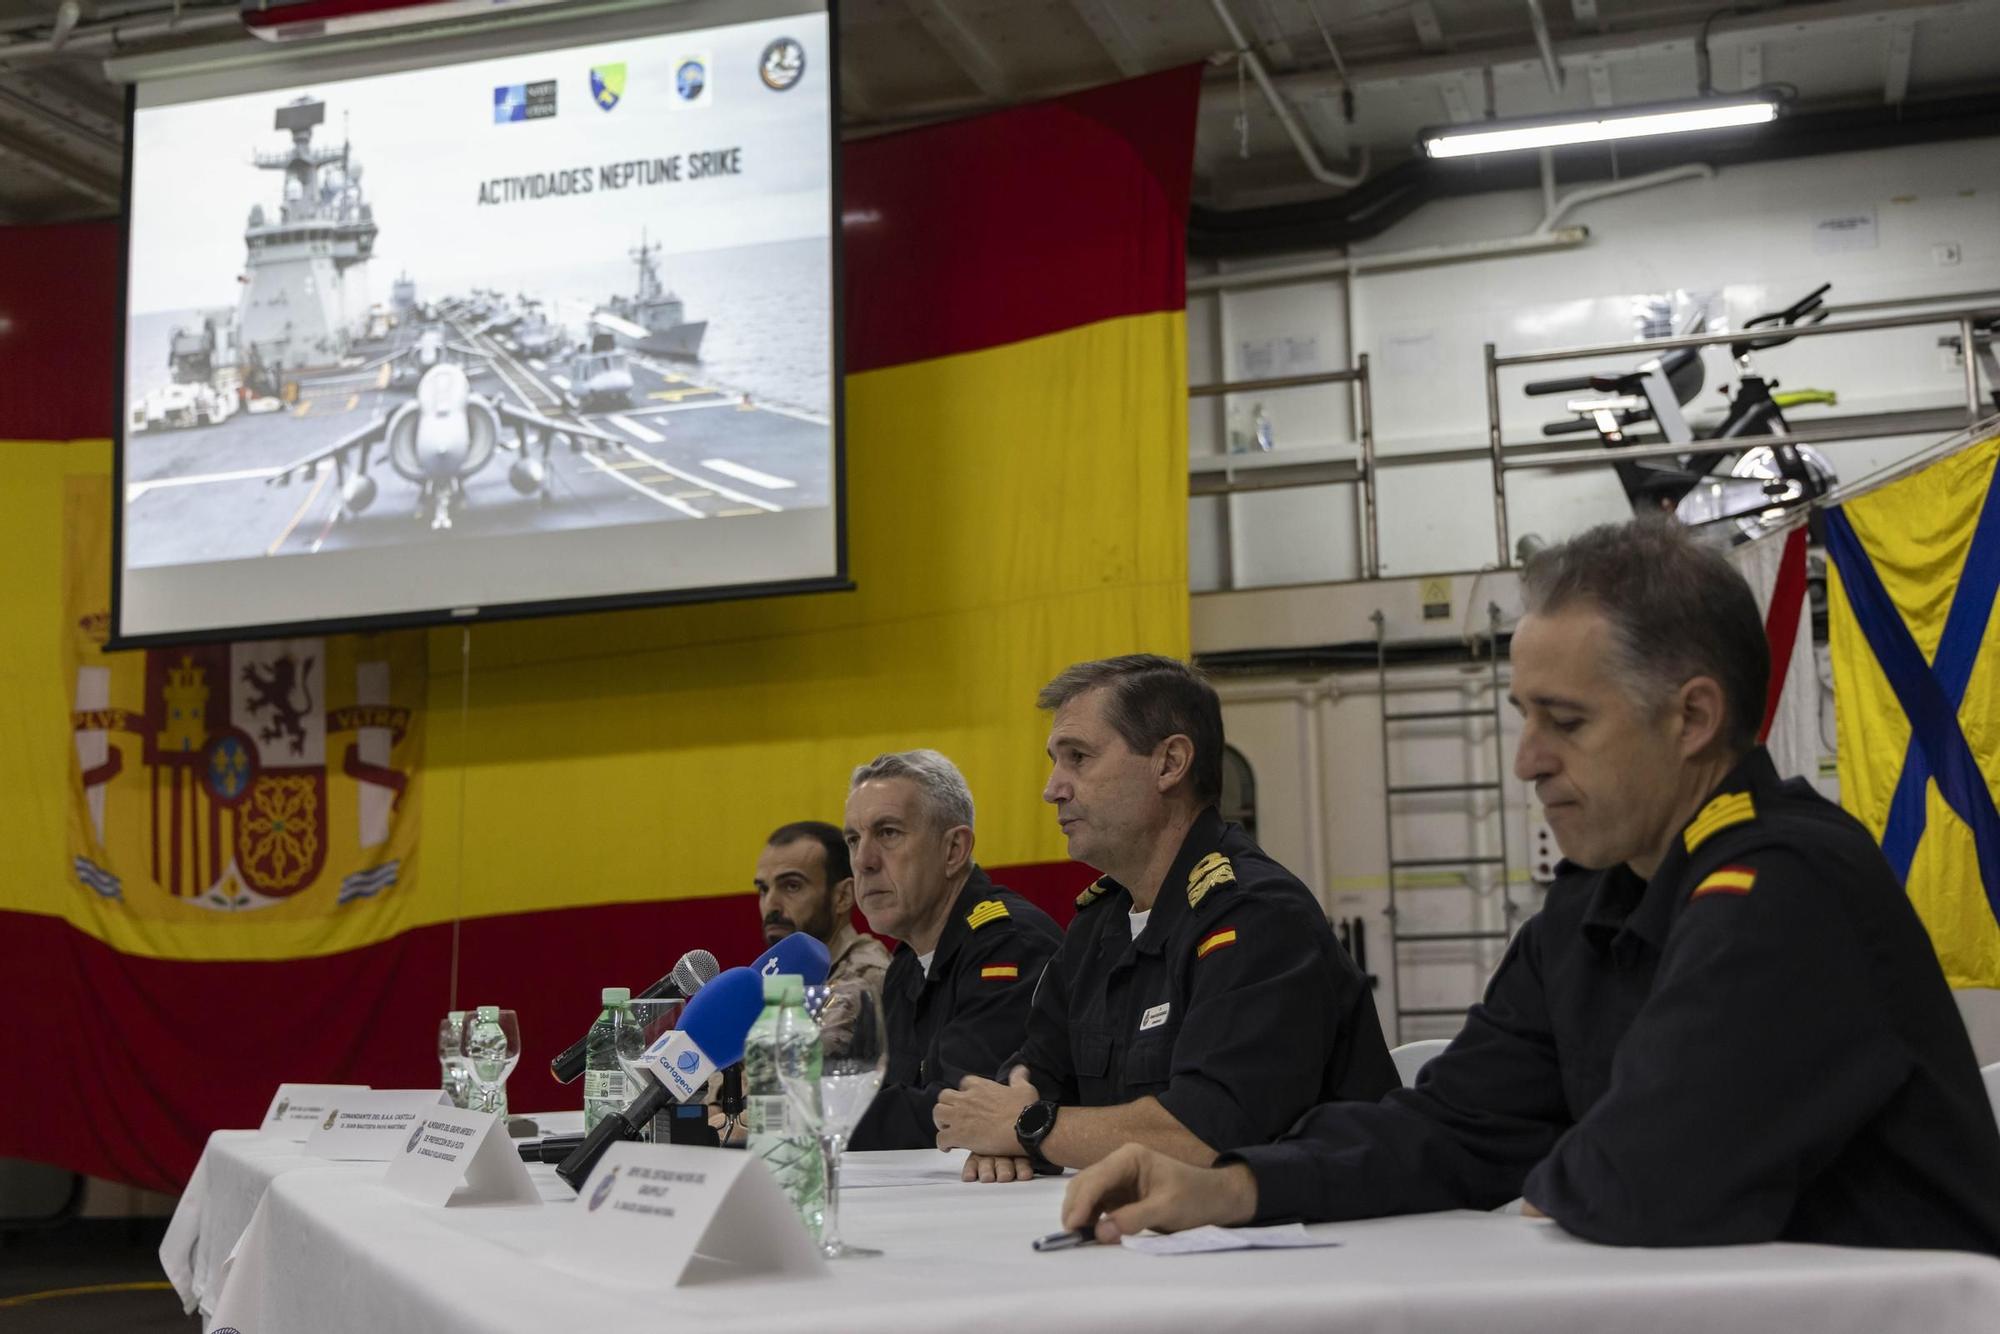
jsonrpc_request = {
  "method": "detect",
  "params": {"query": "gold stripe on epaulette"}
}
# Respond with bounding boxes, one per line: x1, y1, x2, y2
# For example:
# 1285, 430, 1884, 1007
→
965, 899, 1010, 930
1187, 852, 1235, 908
1683, 791, 1757, 853
1075, 878, 1110, 908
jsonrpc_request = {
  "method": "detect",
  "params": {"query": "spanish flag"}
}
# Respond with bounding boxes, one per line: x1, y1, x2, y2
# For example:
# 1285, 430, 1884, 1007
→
1825, 430, 2000, 988
0, 68, 1199, 1189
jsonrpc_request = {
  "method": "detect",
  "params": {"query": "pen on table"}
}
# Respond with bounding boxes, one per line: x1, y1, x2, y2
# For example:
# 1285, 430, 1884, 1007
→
1032, 1228, 1099, 1252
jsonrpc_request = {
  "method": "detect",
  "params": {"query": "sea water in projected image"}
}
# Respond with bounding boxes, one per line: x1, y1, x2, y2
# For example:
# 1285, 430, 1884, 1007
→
127, 236, 832, 419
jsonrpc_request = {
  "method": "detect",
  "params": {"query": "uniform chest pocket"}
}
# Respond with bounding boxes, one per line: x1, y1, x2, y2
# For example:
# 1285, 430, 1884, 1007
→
1074, 1029, 1112, 1078
1119, 1032, 1174, 1089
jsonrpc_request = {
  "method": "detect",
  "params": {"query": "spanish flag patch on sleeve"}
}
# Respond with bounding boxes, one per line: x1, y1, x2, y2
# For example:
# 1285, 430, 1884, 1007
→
1196, 927, 1237, 959
980, 963, 1019, 980
1691, 865, 1757, 900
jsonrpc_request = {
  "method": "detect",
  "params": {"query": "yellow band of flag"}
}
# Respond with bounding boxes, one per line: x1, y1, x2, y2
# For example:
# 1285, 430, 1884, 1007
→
1692, 866, 1757, 900
1196, 927, 1237, 958
980, 964, 1019, 980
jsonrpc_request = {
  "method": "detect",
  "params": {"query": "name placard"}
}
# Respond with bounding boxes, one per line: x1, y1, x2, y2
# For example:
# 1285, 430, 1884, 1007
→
545, 1143, 826, 1285
258, 1084, 370, 1140
303, 1089, 451, 1161
382, 1106, 542, 1207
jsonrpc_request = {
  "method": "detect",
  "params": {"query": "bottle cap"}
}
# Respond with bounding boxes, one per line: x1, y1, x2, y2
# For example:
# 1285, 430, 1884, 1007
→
601, 986, 630, 1005
476, 1004, 500, 1021
761, 973, 805, 1003
446, 1010, 465, 1023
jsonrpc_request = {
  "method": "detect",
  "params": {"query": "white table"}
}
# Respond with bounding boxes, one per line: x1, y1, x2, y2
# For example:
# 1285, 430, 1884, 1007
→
169, 1134, 2000, 1334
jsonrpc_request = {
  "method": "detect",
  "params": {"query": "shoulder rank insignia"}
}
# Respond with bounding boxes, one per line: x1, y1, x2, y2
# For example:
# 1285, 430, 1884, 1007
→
1187, 852, 1235, 908
1076, 878, 1112, 908
1196, 926, 1238, 958
966, 899, 1010, 931
1691, 865, 1756, 900
1683, 791, 1756, 853
979, 963, 1019, 980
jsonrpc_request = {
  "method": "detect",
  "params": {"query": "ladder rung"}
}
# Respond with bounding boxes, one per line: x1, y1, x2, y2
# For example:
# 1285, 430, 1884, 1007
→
1396, 1007, 1469, 1018
1389, 856, 1506, 868
1383, 708, 1492, 722
1394, 930, 1509, 943
1386, 782, 1502, 795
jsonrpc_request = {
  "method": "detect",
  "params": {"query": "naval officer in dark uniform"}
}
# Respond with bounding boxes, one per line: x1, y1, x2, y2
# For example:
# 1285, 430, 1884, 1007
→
1061, 520, 2000, 1256
843, 749, 1061, 1152
934, 656, 1397, 1183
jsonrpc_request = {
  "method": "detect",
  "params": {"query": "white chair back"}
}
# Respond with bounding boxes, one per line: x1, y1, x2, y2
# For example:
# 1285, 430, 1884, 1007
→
1390, 1038, 1452, 1088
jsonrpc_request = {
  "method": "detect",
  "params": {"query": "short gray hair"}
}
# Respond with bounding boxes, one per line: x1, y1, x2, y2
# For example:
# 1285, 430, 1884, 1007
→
849, 749, 976, 833
1520, 517, 1768, 751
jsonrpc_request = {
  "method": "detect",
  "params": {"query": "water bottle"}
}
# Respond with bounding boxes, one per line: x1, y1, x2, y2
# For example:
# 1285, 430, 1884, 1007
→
467, 1004, 510, 1118
438, 1010, 470, 1108
745, 974, 823, 1240
582, 987, 633, 1133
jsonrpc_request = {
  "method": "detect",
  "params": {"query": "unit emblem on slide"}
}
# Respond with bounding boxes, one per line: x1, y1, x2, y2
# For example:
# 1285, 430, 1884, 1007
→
760, 37, 805, 91
591, 63, 626, 112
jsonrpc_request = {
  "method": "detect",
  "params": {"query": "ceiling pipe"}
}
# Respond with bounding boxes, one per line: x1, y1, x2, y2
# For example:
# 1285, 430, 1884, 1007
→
1523, 0, 1564, 94
0, 6, 240, 70
1535, 162, 1714, 233
1208, 0, 1369, 190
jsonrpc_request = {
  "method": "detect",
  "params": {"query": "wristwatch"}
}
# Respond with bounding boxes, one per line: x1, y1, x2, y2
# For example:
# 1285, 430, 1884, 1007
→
1014, 1098, 1060, 1166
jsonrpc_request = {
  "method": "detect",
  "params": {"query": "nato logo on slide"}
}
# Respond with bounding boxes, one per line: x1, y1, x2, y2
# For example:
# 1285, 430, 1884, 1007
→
494, 81, 557, 124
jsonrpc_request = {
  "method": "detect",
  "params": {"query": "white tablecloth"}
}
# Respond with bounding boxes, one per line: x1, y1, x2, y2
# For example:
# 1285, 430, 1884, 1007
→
172, 1135, 2000, 1334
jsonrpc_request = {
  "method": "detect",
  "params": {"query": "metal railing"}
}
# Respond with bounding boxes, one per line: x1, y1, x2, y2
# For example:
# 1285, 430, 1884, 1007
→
1482, 304, 2000, 564
1188, 355, 1379, 576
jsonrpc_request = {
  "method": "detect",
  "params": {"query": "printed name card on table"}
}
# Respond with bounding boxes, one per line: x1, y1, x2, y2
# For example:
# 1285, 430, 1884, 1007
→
258, 1084, 370, 1140
303, 1089, 451, 1161
545, 1143, 826, 1286
382, 1106, 542, 1207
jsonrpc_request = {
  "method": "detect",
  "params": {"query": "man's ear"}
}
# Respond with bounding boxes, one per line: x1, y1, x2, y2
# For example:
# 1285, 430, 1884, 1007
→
830, 875, 857, 918
1155, 734, 1194, 795
1676, 675, 1730, 759
944, 825, 974, 878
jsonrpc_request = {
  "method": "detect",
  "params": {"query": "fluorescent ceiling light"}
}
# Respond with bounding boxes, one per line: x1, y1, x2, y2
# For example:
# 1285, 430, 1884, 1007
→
1422, 98, 1777, 159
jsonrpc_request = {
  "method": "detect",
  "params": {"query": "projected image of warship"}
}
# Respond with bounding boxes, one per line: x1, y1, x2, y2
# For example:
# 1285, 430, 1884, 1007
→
239, 96, 378, 394
596, 229, 706, 361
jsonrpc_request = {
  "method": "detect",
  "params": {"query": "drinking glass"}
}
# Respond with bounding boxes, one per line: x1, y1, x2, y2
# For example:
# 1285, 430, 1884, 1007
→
786, 984, 886, 1259
437, 1013, 472, 1109
461, 1008, 522, 1118
614, 998, 685, 1141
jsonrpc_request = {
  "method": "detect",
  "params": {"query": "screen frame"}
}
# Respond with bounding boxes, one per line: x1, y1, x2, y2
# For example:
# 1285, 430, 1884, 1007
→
109, 0, 849, 649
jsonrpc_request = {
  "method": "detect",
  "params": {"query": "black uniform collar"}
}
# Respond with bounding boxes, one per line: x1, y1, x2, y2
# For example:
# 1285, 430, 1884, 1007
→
1580, 747, 1779, 960
889, 866, 997, 998
1091, 805, 1226, 957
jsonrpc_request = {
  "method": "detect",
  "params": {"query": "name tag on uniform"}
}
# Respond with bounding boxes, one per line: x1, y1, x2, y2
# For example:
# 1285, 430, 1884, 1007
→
1139, 1002, 1171, 1032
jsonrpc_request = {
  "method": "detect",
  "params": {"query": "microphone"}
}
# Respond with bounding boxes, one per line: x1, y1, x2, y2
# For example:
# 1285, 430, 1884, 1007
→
555, 966, 770, 1190
749, 931, 831, 987
548, 949, 720, 1084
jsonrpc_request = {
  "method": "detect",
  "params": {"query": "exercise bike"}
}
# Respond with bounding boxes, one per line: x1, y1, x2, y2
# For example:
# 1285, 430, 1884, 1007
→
1525, 285, 1840, 538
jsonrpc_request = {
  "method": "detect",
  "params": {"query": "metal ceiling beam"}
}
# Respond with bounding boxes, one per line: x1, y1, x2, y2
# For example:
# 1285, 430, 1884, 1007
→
905, 0, 1009, 101
1068, 0, 1149, 78
1409, 1, 1445, 54
1232, 0, 1976, 99
1884, 19, 1916, 104
0, 79, 122, 160
0, 119, 118, 207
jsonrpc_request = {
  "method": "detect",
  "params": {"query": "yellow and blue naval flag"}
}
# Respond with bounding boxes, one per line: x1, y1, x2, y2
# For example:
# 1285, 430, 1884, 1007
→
1825, 432, 2000, 988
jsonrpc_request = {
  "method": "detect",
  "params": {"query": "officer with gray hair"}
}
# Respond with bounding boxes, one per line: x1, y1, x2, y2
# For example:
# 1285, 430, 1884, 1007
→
845, 749, 1062, 1152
